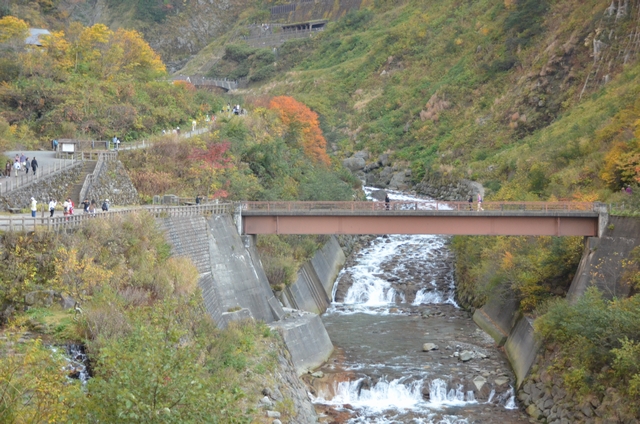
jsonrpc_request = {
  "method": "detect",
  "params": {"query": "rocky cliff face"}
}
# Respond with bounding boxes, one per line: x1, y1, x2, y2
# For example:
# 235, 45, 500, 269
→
343, 150, 483, 200
60, 0, 247, 70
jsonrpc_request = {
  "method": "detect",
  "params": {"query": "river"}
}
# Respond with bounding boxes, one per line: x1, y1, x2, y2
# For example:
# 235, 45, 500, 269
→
308, 189, 529, 424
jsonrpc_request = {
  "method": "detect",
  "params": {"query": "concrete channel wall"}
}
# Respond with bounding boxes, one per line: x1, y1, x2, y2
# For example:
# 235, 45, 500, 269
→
158, 213, 334, 374
473, 215, 640, 386
279, 236, 346, 314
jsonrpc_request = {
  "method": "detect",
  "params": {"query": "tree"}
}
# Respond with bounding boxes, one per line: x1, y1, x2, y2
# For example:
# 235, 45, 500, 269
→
268, 96, 331, 165
0, 16, 28, 45
188, 141, 233, 199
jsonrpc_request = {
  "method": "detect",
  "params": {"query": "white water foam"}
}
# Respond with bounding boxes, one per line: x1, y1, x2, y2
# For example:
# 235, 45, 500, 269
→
314, 378, 476, 423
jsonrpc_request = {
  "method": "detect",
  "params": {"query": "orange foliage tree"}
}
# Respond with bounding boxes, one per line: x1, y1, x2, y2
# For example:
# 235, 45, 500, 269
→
268, 96, 330, 165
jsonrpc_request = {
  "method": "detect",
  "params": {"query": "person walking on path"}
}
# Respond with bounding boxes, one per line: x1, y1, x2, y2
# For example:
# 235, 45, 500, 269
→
30, 197, 37, 217
385, 194, 390, 210
49, 199, 57, 217
88, 200, 96, 216
25, 157, 30, 174
477, 193, 484, 211
31, 157, 38, 176
52, 139, 58, 151
19, 153, 25, 167
81, 198, 90, 213
13, 159, 20, 176
192, 120, 197, 132
468, 194, 473, 211
101, 199, 109, 212
5, 160, 11, 178
63, 198, 70, 220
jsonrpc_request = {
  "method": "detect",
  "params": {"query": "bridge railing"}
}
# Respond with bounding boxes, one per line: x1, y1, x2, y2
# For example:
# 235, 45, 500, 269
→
0, 203, 233, 233
240, 200, 599, 213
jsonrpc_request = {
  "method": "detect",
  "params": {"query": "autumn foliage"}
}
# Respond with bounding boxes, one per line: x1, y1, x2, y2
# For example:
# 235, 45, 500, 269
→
268, 96, 330, 165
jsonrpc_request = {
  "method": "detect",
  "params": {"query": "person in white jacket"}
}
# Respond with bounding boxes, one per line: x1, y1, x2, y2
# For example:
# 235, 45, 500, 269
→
30, 197, 37, 218
48, 199, 57, 217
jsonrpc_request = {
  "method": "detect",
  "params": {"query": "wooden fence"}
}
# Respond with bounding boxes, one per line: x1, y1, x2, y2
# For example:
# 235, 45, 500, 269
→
0, 203, 233, 233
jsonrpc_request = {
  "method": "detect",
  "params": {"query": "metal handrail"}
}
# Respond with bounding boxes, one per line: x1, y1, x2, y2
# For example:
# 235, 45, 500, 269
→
240, 201, 600, 213
0, 158, 80, 196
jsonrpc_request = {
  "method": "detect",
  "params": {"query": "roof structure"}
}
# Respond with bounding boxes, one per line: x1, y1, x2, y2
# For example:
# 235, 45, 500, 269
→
25, 28, 51, 46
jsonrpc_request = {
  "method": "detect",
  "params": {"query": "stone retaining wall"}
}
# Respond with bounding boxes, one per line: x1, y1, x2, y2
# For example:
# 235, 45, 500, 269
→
86, 160, 139, 205
0, 163, 83, 211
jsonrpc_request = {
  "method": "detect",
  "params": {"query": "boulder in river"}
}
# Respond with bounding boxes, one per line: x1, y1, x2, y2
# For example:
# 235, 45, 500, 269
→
423, 343, 438, 351
460, 351, 473, 362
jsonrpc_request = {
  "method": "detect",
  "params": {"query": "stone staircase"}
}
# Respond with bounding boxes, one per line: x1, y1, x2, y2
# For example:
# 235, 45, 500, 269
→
67, 160, 97, 206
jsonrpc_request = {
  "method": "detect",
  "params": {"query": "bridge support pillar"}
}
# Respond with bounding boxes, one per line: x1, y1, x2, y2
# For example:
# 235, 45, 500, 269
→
234, 203, 243, 235
594, 202, 609, 238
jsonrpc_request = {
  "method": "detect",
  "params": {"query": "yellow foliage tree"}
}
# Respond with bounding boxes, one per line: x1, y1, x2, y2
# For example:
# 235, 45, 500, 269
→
0, 333, 82, 423
0, 16, 29, 44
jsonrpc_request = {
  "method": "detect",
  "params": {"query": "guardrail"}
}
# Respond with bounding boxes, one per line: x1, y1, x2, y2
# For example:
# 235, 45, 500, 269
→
241, 201, 600, 213
0, 158, 81, 196
0, 203, 233, 233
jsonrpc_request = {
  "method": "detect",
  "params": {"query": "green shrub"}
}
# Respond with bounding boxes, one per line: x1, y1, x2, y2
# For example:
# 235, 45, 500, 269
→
535, 288, 640, 410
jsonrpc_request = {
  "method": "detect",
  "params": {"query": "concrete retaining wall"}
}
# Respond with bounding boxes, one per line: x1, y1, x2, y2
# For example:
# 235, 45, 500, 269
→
504, 316, 541, 387
271, 0, 363, 23
567, 215, 640, 301
271, 309, 334, 375
158, 214, 284, 327
472, 291, 519, 347
159, 213, 334, 375
473, 216, 640, 389
280, 236, 346, 314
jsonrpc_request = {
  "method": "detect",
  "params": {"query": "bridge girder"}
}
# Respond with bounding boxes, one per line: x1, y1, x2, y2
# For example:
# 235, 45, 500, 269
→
242, 214, 598, 237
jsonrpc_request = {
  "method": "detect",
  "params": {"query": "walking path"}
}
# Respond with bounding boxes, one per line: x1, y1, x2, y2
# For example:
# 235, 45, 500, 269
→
1, 151, 80, 196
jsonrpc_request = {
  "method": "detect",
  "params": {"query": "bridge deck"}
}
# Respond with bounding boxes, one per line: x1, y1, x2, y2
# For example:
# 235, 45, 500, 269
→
240, 201, 601, 236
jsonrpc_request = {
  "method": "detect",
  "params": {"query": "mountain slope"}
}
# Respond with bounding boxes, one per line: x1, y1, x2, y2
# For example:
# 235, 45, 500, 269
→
192, 0, 640, 202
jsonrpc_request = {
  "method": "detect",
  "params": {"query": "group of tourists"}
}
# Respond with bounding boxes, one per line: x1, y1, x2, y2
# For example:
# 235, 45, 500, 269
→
226, 103, 245, 116
25, 197, 110, 219
4, 154, 38, 177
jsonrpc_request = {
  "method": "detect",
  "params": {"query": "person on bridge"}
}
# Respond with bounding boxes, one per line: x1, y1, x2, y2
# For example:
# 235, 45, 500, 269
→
81, 198, 90, 213
468, 195, 473, 211
5, 160, 11, 177
102, 199, 109, 212
477, 193, 484, 211
385, 194, 390, 210
31, 157, 38, 176
24, 157, 30, 174
13, 159, 20, 176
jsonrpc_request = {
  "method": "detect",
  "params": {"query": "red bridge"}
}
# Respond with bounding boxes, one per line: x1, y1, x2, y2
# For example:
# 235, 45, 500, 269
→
239, 201, 607, 237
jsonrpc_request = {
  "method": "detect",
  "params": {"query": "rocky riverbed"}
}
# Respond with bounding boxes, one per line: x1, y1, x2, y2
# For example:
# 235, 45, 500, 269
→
306, 229, 530, 423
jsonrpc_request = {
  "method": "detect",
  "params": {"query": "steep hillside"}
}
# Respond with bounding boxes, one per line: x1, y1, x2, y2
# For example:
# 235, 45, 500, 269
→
2, 0, 260, 71
194, 0, 640, 202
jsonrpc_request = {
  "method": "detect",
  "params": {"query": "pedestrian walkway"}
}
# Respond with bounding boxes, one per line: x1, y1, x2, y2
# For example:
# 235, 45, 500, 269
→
1, 151, 78, 196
